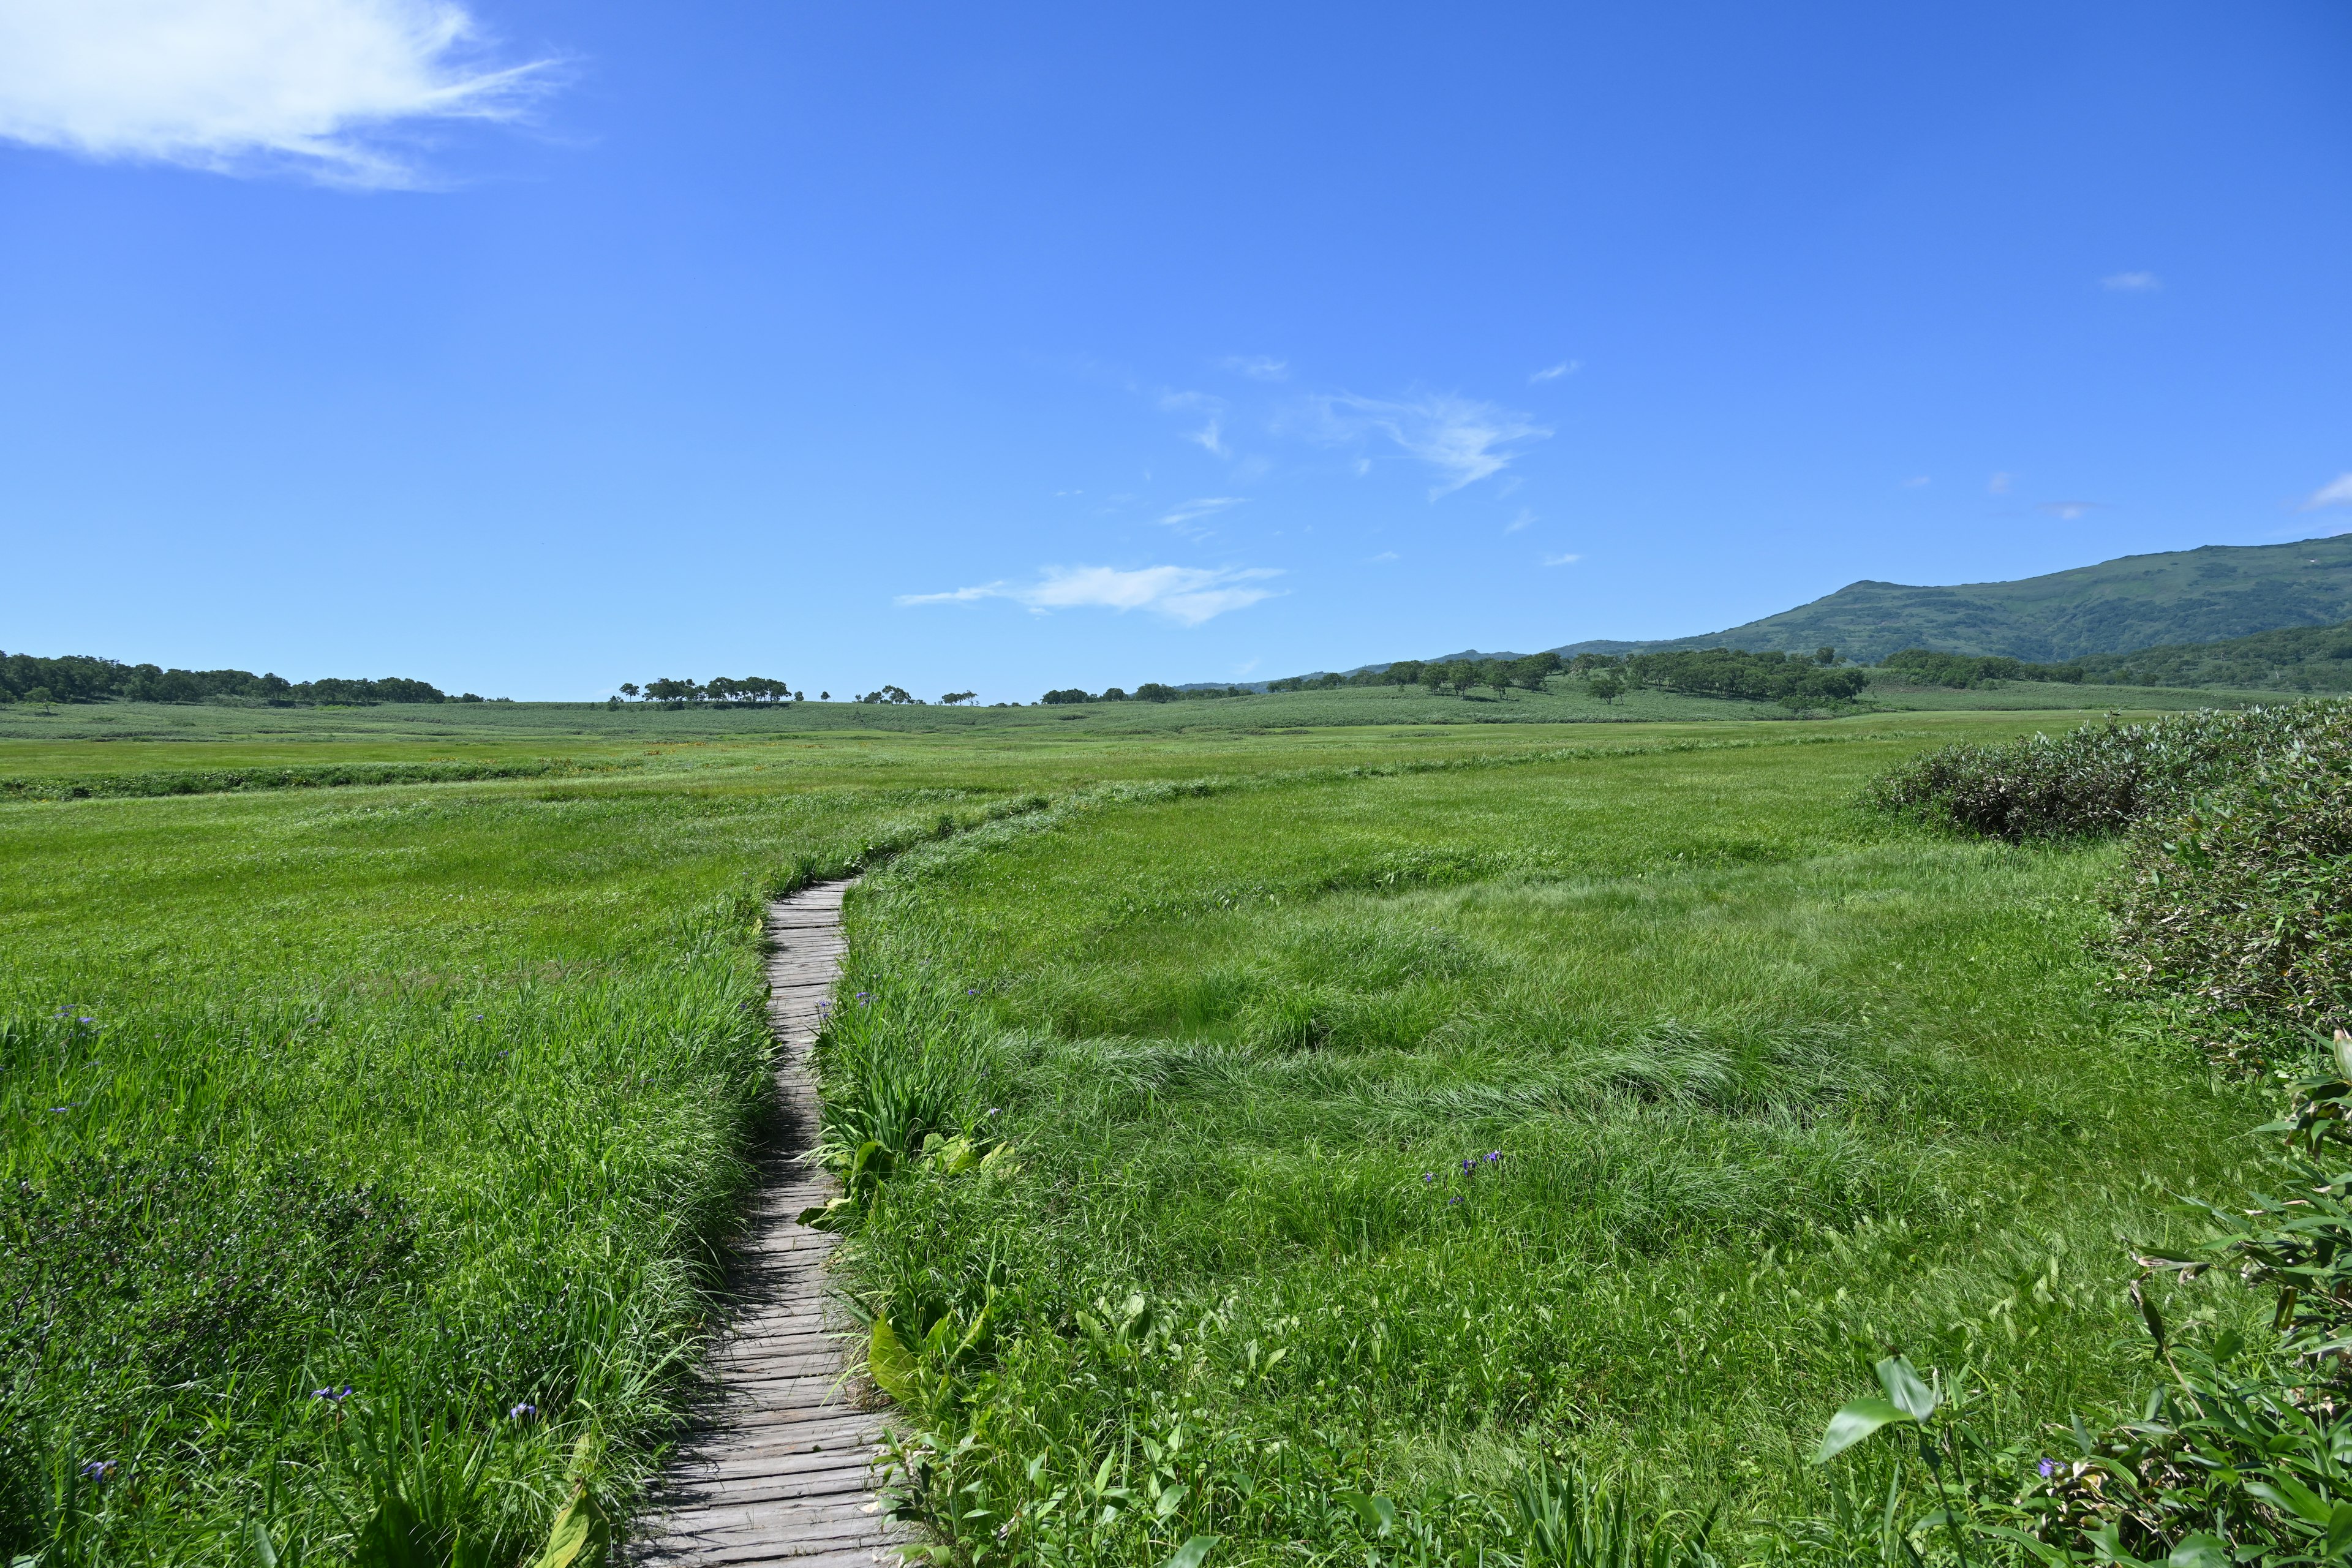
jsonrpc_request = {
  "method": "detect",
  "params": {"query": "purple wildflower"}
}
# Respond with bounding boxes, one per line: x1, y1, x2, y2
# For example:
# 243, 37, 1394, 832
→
80, 1460, 116, 1482
2038, 1459, 2056, 1478
1423, 1172, 1435, 1183
510, 1402, 539, 1422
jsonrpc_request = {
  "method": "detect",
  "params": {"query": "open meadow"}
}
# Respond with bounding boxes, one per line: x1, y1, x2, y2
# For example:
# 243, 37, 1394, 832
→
0, 698, 2283, 1565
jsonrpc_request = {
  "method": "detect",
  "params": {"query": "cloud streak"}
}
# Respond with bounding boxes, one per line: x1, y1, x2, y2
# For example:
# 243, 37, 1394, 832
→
1156, 496, 1244, 537
2304, 473, 2352, 511
897, 564, 1281, 626
2102, 271, 2162, 292
1529, 360, 1579, 383
0, 0, 560, 187
1297, 391, 1551, 496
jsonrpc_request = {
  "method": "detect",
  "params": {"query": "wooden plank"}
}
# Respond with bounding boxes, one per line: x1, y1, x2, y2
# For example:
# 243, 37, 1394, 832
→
632, 881, 908, 1567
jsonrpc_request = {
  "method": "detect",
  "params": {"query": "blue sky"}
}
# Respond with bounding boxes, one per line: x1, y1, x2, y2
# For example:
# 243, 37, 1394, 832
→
2, 1, 2348, 701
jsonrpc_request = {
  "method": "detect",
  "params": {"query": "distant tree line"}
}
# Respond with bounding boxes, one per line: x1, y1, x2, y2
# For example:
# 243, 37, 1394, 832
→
1041, 682, 1250, 704
0, 650, 467, 706
1598, 646, 1867, 707
1876, 648, 2086, 687
619, 677, 797, 706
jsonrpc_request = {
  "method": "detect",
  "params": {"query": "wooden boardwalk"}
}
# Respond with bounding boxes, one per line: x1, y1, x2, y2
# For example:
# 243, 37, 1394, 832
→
633, 881, 903, 1568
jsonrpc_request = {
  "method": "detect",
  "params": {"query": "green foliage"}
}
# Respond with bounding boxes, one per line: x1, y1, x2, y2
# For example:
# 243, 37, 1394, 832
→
0, 649, 451, 706
2066, 617, 2352, 693
2104, 710, 2352, 1063
1614, 648, 1866, 707
1803, 1044, 2352, 1568
629, 675, 793, 706
1878, 650, 2086, 688
1866, 703, 2347, 842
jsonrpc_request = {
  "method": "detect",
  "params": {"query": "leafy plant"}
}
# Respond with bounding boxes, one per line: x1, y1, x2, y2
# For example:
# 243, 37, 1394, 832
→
1866, 703, 2347, 841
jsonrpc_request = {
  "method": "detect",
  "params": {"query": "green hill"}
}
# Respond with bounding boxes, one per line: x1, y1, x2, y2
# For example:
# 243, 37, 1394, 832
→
1554, 533, 2352, 665
2061, 616, 2352, 692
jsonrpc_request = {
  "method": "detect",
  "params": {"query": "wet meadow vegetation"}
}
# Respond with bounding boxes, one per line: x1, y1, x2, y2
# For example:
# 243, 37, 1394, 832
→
0, 699, 2313, 1565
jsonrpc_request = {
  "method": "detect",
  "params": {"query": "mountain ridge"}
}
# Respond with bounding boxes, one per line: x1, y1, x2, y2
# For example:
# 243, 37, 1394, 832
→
1530, 535, 2352, 665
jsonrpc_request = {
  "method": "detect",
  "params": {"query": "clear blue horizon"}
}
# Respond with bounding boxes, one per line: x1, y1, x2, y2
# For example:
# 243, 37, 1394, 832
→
2, 1, 2348, 701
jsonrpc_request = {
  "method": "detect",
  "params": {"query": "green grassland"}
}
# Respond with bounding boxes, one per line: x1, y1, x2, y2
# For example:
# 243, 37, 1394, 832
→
0, 681, 2265, 786
831, 725, 2267, 1562
0, 695, 2273, 1562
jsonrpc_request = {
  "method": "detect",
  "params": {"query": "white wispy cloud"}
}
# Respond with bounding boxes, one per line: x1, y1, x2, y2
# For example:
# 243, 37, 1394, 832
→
1295, 391, 1551, 496
1529, 360, 1579, 383
2038, 500, 2105, 520
897, 564, 1281, 627
1504, 508, 1536, 534
1540, 552, 1581, 567
1368, 551, 1399, 563
1901, 475, 1931, 488
1157, 496, 1244, 537
2102, 271, 2162, 292
1988, 471, 2013, 495
2302, 473, 2352, 510
1159, 390, 1229, 457
1221, 355, 1289, 382
0, 0, 559, 187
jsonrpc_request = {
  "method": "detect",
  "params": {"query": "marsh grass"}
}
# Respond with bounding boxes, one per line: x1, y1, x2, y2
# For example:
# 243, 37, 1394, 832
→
0, 772, 1057, 1562
0, 709, 2252, 1564
827, 736, 2268, 1566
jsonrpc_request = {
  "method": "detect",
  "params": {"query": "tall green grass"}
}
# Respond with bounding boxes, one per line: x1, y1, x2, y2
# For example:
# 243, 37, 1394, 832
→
0, 773, 1044, 1562
818, 736, 2267, 1567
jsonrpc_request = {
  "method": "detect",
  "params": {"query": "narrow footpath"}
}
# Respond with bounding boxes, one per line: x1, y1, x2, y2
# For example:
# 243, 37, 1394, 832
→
634, 880, 903, 1568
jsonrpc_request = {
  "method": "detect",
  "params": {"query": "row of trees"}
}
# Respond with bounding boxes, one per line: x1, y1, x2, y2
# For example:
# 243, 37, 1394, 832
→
0, 651, 465, 707
1877, 647, 2086, 687
619, 677, 798, 706
1041, 683, 1249, 704
1605, 646, 1866, 707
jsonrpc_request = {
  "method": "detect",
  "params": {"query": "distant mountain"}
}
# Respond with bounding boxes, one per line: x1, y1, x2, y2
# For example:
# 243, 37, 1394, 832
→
1548, 535, 2352, 666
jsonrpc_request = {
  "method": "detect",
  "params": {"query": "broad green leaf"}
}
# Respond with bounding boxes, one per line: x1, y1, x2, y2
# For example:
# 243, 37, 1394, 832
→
1875, 1357, 1939, 1422
247, 1522, 281, 1568
1814, 1396, 1912, 1463
796, 1197, 856, 1231
869, 1317, 922, 1406
1164, 1537, 1217, 1568
1335, 1492, 1396, 1536
2167, 1534, 2228, 1568
2249, 1476, 2332, 1526
530, 1487, 611, 1568
2329, 1502, 2352, 1559
1155, 1483, 1191, 1520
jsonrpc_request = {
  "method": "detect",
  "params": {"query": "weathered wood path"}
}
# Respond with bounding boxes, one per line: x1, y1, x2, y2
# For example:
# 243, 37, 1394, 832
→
634, 881, 903, 1568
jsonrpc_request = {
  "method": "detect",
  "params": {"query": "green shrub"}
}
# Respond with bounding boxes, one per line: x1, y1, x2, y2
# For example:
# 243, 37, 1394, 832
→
2104, 708, 2352, 1065
1866, 703, 2346, 841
